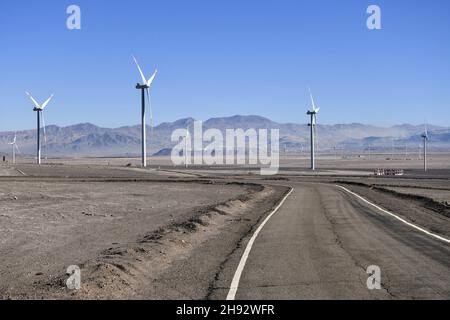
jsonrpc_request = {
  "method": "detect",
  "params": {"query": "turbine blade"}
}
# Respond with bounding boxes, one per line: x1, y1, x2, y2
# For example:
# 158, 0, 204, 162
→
146, 69, 158, 87
41, 94, 54, 109
25, 91, 41, 108
133, 56, 147, 85
15, 144, 20, 154
309, 88, 316, 110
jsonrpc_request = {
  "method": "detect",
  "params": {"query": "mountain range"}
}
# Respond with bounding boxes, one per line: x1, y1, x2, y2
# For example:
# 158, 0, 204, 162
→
0, 115, 449, 157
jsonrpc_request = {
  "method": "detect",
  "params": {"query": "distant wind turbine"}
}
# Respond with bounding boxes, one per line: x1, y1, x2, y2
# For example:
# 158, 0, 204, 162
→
8, 133, 20, 164
306, 89, 320, 171
185, 126, 190, 169
421, 124, 429, 172
133, 56, 157, 168
25, 91, 54, 165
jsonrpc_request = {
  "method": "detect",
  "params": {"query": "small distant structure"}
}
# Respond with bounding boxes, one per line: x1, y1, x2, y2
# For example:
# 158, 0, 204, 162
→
25, 91, 54, 165
8, 133, 20, 164
306, 89, 320, 171
374, 169, 404, 176
421, 124, 429, 172
133, 56, 158, 168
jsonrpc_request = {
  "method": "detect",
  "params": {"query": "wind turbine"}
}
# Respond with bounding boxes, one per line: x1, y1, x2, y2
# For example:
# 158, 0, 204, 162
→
25, 91, 54, 165
306, 89, 320, 171
421, 124, 429, 172
185, 126, 190, 169
133, 56, 157, 168
8, 133, 20, 164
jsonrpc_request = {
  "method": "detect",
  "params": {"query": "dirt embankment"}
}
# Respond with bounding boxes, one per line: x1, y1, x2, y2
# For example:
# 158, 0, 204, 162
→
28, 183, 288, 299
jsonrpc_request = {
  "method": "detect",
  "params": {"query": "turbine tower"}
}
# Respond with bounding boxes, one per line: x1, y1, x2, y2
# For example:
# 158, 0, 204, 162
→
133, 56, 157, 168
306, 89, 320, 171
25, 92, 53, 165
421, 124, 429, 172
185, 126, 190, 169
8, 133, 20, 164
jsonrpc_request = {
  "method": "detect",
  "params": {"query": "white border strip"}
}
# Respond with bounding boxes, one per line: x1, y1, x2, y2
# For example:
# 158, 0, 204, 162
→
226, 187, 294, 300
338, 185, 450, 244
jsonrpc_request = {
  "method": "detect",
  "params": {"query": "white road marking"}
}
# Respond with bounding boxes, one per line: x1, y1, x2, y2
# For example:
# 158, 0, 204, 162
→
338, 185, 450, 245
226, 187, 294, 300
16, 168, 27, 176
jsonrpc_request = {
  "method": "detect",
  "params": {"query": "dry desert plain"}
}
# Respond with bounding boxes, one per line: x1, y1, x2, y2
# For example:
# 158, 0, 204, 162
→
1, 153, 450, 299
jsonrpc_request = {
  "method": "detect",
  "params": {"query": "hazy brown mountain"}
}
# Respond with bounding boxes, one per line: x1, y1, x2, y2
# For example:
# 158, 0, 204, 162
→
0, 115, 449, 157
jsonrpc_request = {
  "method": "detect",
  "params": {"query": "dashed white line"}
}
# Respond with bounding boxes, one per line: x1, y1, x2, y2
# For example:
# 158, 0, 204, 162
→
226, 187, 294, 300
338, 185, 450, 245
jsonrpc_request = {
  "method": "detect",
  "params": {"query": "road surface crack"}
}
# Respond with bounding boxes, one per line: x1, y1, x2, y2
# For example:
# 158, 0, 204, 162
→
319, 188, 397, 299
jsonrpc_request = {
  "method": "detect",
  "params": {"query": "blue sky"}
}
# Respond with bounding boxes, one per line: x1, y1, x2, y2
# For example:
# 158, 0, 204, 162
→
0, 0, 449, 131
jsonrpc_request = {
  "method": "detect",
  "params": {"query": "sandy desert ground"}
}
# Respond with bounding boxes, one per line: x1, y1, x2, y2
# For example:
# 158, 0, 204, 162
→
1, 155, 450, 299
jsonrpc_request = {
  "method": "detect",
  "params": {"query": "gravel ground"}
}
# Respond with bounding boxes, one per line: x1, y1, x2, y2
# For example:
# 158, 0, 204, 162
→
0, 179, 255, 299
1, 161, 449, 300
382, 187, 450, 204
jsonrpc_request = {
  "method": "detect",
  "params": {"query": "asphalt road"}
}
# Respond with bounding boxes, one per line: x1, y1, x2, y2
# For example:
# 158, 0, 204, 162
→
224, 182, 450, 300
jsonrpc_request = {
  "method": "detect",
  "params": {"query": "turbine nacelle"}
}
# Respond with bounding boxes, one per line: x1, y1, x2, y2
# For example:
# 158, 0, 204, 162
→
136, 83, 150, 90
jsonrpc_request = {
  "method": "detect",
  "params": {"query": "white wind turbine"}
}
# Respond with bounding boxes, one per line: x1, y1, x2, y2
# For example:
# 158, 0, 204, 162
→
133, 56, 158, 168
185, 126, 191, 169
25, 91, 54, 165
421, 123, 429, 172
306, 89, 320, 171
8, 133, 20, 164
